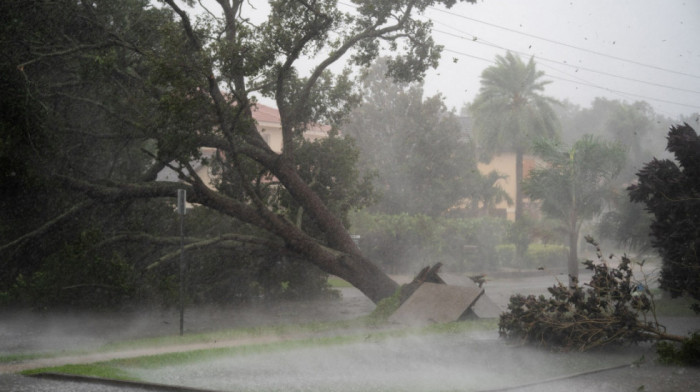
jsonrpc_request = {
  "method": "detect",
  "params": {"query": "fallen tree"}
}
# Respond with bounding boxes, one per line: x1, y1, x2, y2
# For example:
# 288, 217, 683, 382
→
2, 0, 479, 305
499, 237, 687, 352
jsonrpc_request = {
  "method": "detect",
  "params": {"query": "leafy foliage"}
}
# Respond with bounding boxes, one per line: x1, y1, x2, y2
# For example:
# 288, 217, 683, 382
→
469, 52, 560, 162
350, 211, 510, 273
524, 135, 626, 284
628, 124, 700, 310
499, 237, 682, 351
468, 51, 560, 228
556, 98, 670, 184
657, 332, 700, 366
596, 190, 654, 252
343, 59, 480, 217
2, 0, 481, 306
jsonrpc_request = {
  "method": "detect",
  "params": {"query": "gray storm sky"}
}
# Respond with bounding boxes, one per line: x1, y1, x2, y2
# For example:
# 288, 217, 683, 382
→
192, 0, 700, 119
420, 0, 700, 119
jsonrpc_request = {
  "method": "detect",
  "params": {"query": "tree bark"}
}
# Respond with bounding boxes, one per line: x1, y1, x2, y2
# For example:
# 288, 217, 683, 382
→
515, 148, 524, 222
568, 226, 579, 289
514, 148, 527, 265
60, 175, 400, 304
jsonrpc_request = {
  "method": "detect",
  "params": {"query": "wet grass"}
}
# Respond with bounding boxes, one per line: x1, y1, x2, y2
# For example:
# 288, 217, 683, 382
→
327, 275, 353, 288
1, 317, 362, 365
19, 319, 498, 381
98, 317, 364, 352
0, 352, 46, 364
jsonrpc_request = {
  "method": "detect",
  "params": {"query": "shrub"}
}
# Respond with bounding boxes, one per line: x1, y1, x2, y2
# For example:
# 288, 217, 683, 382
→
499, 237, 686, 351
657, 332, 700, 366
495, 244, 516, 268
628, 124, 700, 311
524, 244, 568, 269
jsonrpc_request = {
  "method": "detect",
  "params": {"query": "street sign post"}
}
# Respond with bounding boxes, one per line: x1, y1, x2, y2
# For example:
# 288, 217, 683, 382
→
177, 189, 186, 336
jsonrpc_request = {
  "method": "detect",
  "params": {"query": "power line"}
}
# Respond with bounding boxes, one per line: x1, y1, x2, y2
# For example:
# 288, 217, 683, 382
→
432, 27, 700, 95
427, 6, 700, 80
442, 48, 700, 111
338, 0, 699, 110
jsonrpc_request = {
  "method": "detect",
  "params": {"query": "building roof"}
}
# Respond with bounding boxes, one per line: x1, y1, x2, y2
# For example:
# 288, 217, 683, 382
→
251, 103, 281, 124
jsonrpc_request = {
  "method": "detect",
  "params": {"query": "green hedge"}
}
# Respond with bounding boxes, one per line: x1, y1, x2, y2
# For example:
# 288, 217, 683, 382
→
526, 243, 568, 269
495, 244, 516, 268
496, 243, 568, 269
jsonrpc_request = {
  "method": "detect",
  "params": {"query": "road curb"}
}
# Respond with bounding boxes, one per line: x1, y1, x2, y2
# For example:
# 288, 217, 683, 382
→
30, 372, 224, 392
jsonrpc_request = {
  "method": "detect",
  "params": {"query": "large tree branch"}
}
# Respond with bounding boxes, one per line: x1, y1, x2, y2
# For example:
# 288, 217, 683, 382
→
145, 232, 286, 270
17, 43, 114, 71
164, 0, 269, 157
58, 175, 189, 202
0, 200, 95, 254
294, 1, 417, 116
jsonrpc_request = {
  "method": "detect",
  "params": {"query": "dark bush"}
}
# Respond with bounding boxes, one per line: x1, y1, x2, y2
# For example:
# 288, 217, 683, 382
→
499, 237, 685, 351
628, 124, 700, 311
657, 332, 700, 366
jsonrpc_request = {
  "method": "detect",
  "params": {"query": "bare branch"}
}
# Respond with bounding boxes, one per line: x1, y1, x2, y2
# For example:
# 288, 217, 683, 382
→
0, 200, 95, 254
17, 43, 113, 71
146, 232, 286, 269
294, 0, 418, 121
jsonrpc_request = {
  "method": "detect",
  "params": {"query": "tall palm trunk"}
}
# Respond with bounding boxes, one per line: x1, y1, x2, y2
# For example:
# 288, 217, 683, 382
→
568, 226, 579, 289
514, 148, 527, 264
515, 148, 524, 222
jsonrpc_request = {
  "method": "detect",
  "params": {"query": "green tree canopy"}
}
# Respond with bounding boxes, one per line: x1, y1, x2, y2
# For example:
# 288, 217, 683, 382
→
342, 59, 480, 217
524, 135, 626, 286
628, 124, 700, 310
556, 98, 672, 184
1, 0, 477, 305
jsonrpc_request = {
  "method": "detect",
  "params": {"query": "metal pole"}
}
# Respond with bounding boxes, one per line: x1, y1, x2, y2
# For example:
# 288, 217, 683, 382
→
177, 189, 186, 336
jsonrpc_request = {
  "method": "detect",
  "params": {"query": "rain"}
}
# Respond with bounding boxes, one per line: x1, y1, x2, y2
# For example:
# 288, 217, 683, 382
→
1, 1, 699, 391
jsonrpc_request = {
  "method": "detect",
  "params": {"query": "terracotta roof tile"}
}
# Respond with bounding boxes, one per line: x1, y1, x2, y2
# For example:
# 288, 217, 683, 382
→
251, 103, 280, 124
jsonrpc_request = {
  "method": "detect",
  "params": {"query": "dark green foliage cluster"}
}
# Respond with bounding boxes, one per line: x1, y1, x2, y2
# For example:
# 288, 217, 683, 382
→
628, 124, 700, 311
499, 237, 663, 351
1, 0, 486, 308
3, 200, 180, 308
351, 212, 510, 273
9, 230, 134, 309
657, 332, 700, 366
597, 191, 654, 253
0, 0, 360, 308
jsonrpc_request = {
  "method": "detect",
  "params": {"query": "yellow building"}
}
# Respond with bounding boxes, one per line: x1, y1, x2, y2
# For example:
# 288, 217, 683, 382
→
477, 153, 537, 221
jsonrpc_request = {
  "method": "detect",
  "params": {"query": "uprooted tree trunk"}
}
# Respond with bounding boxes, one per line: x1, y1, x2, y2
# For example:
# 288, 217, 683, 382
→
399, 263, 446, 303
62, 175, 399, 304
499, 237, 687, 351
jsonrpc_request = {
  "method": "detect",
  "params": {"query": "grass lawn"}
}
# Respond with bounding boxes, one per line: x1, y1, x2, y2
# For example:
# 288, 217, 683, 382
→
20, 319, 497, 382
327, 275, 353, 288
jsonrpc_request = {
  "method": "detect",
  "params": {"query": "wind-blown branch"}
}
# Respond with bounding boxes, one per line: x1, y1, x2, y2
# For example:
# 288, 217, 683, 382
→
296, 1, 417, 114
0, 200, 95, 254
145, 232, 287, 270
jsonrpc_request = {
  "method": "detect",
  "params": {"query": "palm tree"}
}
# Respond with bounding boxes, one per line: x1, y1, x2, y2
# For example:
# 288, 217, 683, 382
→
469, 170, 513, 216
469, 52, 560, 224
524, 135, 626, 287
